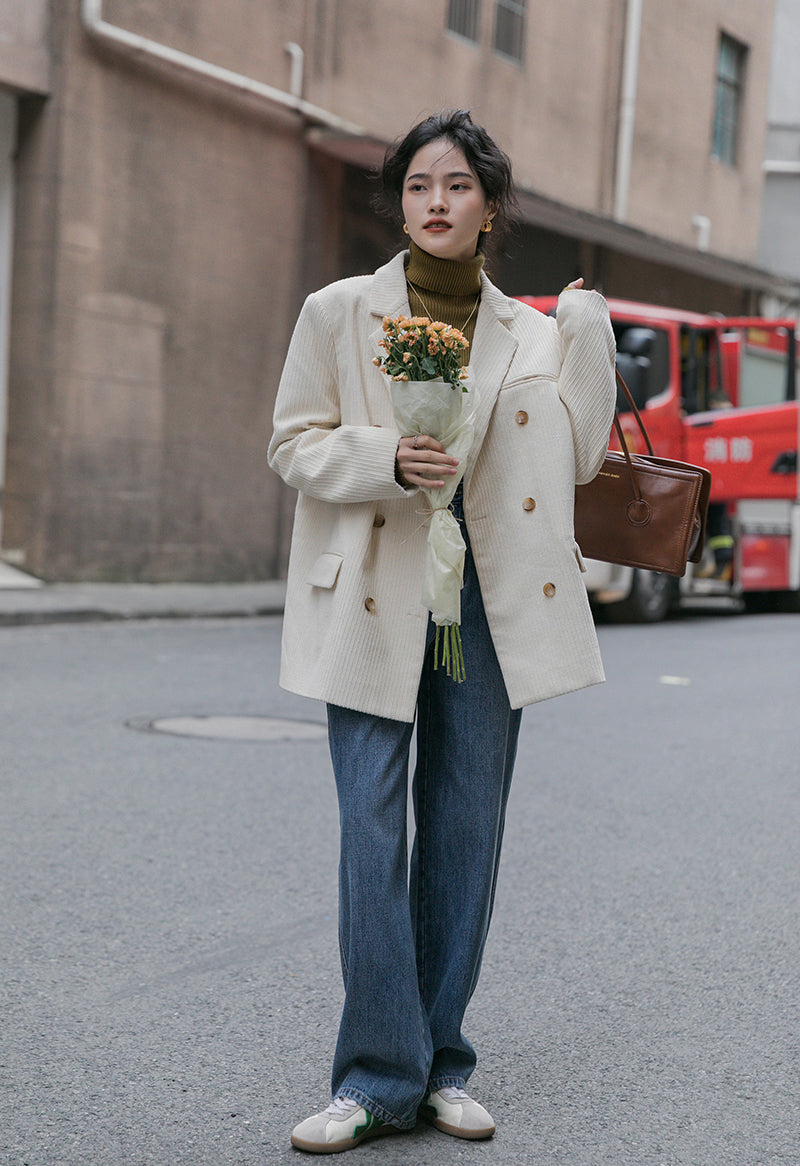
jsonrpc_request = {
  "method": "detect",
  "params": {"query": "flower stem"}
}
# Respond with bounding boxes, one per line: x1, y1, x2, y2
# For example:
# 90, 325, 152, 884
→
433, 623, 465, 683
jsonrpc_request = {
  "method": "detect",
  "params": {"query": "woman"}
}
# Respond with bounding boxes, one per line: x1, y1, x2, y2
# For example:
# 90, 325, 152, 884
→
268, 110, 616, 1154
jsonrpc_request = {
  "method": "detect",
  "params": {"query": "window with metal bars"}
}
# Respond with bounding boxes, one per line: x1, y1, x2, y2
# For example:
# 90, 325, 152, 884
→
712, 32, 747, 165
446, 0, 481, 42
493, 0, 526, 61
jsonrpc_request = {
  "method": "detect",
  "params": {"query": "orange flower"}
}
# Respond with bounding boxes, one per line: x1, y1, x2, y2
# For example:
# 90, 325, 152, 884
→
373, 314, 470, 390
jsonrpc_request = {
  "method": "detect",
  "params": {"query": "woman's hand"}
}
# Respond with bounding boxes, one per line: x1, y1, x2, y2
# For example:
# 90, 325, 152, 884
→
396, 435, 459, 488
563, 277, 585, 290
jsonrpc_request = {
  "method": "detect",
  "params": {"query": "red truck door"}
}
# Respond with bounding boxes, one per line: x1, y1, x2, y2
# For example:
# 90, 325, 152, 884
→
684, 403, 799, 502
682, 320, 798, 504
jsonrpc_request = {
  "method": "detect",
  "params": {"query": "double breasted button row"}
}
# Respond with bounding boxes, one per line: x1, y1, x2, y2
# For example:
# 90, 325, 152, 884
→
365, 512, 387, 608
519, 491, 554, 594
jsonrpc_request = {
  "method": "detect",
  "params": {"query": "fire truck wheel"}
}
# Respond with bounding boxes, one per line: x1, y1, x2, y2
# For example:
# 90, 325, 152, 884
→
605, 569, 678, 624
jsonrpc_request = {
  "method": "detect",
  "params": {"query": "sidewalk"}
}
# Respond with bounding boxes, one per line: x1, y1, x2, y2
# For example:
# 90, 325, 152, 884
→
0, 560, 286, 625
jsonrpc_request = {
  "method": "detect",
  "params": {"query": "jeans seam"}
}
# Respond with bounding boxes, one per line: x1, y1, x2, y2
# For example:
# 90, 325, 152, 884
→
415, 657, 432, 997
338, 930, 349, 982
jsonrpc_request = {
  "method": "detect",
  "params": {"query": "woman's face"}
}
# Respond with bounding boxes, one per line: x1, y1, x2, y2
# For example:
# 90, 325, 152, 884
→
401, 138, 493, 263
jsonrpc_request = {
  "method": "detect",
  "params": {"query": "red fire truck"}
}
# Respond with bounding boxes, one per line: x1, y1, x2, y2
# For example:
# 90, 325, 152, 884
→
518, 296, 799, 621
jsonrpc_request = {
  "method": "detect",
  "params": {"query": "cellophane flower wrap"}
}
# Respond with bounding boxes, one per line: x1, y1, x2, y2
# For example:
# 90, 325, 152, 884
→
374, 315, 477, 681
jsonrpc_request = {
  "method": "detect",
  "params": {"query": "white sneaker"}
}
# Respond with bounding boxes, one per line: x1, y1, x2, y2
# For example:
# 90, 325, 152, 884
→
421, 1086, 496, 1140
290, 1095, 393, 1154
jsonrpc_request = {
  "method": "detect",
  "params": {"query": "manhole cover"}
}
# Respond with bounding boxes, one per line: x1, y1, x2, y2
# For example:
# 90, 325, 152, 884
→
127, 715, 327, 741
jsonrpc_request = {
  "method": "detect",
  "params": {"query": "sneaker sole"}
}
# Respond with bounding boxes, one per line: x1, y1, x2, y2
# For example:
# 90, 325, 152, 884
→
290, 1123, 397, 1154
420, 1108, 495, 1141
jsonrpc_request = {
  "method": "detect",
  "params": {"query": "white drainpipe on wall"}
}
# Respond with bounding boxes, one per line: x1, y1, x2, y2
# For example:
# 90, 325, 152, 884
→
613, 0, 643, 222
285, 42, 305, 100
79, 0, 366, 138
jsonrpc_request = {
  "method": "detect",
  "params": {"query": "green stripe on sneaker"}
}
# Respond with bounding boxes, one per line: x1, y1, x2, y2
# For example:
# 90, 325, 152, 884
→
353, 1111, 384, 1138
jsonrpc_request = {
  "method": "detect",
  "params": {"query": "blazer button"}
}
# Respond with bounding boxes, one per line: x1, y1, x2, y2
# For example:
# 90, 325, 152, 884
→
543, 582, 556, 598
364, 597, 376, 612
515, 410, 528, 425
522, 497, 536, 511
373, 514, 386, 528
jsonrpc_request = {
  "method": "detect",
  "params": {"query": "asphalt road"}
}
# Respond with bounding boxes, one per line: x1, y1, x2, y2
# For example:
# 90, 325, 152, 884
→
2, 608, 799, 1165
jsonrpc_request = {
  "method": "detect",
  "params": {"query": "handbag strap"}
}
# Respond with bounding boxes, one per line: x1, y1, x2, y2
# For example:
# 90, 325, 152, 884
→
612, 368, 655, 456
608, 368, 655, 514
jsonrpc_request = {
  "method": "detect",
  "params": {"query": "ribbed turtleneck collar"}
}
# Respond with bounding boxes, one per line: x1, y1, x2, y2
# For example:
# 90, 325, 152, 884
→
404, 240, 484, 297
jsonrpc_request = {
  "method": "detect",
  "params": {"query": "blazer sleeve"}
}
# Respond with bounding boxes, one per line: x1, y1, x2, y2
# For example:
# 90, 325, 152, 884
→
555, 288, 616, 485
268, 292, 410, 503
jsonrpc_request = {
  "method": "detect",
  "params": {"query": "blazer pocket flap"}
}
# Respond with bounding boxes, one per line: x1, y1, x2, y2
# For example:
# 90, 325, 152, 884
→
305, 552, 344, 589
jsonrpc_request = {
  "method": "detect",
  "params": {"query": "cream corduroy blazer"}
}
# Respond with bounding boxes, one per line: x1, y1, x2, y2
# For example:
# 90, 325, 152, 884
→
268, 251, 616, 722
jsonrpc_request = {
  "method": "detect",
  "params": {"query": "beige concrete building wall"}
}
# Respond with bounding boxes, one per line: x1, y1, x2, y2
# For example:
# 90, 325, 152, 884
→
5, 0, 312, 580
301, 0, 622, 215
0, 0, 50, 94
0, 0, 788, 581
101, 0, 307, 85
299, 0, 771, 264
626, 0, 773, 259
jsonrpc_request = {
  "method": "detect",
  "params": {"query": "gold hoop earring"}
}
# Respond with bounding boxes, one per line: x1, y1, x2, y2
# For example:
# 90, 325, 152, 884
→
403, 223, 410, 235
480, 219, 493, 233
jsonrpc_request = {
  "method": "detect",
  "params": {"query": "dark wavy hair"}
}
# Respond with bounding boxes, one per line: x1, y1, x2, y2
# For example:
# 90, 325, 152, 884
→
377, 110, 519, 253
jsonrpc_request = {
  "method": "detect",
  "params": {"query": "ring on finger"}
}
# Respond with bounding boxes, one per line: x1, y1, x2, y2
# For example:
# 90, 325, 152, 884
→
412, 434, 420, 450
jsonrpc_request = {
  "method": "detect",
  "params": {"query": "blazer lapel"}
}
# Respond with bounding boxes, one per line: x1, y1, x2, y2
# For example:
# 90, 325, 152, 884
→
368, 252, 412, 404
368, 251, 411, 318
366, 254, 519, 460
462, 274, 518, 483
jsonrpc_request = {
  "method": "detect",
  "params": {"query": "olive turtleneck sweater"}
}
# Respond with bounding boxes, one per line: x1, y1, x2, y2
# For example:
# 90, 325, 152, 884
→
404, 240, 484, 363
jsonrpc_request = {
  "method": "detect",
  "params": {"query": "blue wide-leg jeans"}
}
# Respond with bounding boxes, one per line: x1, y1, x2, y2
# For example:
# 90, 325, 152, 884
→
326, 497, 522, 1129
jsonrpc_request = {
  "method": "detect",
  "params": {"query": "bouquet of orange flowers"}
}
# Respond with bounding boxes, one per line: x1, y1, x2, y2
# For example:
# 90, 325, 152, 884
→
374, 315, 476, 681
373, 315, 470, 390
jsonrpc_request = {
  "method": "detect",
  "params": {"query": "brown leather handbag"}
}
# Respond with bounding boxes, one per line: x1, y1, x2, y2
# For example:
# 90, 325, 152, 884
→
574, 371, 712, 577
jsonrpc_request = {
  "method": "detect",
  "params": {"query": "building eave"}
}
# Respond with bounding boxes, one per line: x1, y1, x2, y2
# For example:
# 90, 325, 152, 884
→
306, 126, 800, 303
516, 188, 800, 300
